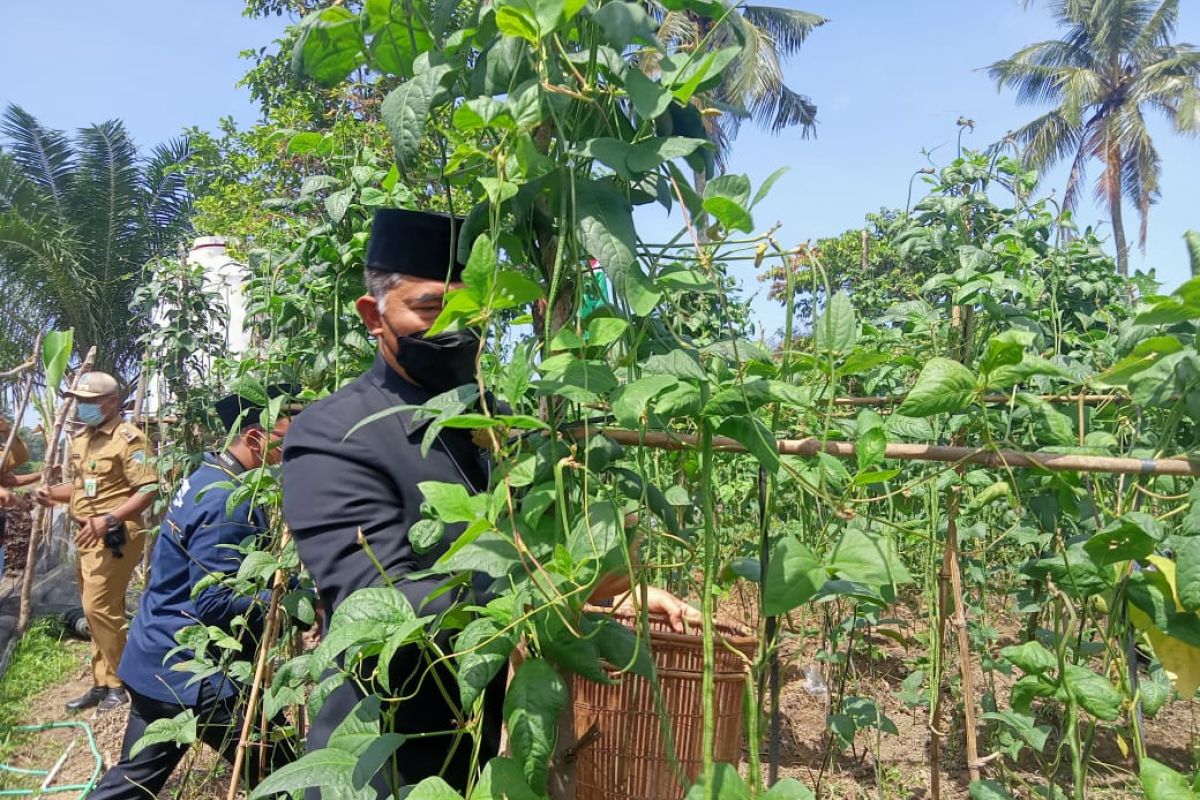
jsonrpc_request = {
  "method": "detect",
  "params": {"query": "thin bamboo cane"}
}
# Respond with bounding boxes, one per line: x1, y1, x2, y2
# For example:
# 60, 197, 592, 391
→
584, 429, 1200, 477
0, 331, 44, 477
831, 393, 1128, 407
944, 487, 981, 782
18, 346, 97, 634
226, 557, 286, 800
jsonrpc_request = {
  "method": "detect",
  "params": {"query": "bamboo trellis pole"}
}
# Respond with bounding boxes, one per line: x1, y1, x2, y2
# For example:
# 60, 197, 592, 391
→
832, 393, 1128, 408
583, 428, 1200, 477
18, 346, 97, 634
0, 331, 44, 479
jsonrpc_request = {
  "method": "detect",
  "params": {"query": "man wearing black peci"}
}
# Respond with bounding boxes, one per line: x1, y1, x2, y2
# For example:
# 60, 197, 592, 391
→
282, 208, 694, 796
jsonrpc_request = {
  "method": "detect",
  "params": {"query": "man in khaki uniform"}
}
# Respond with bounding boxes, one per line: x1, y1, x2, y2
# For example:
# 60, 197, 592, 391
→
36, 372, 158, 712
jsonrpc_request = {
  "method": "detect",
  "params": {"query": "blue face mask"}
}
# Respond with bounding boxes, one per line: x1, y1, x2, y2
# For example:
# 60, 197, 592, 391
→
77, 403, 105, 427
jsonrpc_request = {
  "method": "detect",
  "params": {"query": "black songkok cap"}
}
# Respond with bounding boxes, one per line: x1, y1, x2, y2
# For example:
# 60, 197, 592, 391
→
365, 208, 467, 281
214, 384, 302, 433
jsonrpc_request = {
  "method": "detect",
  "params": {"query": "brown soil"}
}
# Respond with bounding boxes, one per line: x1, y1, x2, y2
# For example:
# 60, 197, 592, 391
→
2, 508, 32, 576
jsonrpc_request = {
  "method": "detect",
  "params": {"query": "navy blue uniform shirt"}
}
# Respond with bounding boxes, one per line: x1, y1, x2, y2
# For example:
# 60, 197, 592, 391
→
119, 454, 269, 705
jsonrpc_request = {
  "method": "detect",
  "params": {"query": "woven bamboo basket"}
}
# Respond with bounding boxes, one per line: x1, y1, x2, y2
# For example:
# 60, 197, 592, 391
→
571, 607, 757, 800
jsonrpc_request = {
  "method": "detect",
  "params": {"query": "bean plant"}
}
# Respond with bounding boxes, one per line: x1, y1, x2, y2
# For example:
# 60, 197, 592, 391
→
129, 1, 1200, 799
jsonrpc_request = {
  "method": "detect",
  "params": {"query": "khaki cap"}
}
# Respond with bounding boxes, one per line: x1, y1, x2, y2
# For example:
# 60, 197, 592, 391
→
65, 371, 120, 399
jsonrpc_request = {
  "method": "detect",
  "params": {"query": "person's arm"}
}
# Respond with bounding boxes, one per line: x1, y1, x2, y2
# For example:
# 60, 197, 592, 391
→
35, 482, 73, 506
77, 489, 157, 549
188, 501, 269, 632
7, 473, 40, 488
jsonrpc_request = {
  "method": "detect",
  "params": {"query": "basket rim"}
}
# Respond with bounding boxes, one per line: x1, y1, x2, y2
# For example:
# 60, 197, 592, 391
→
584, 604, 757, 652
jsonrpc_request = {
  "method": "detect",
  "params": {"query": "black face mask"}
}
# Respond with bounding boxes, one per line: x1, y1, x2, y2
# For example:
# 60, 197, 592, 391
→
392, 328, 480, 395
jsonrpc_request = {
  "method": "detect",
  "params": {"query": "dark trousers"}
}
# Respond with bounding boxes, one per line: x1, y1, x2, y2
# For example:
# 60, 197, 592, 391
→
89, 683, 292, 800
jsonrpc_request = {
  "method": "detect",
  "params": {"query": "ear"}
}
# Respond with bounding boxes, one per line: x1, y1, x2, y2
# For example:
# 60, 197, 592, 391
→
356, 294, 384, 337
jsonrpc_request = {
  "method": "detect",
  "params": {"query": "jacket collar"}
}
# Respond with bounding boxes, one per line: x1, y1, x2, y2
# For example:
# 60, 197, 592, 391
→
94, 414, 122, 436
368, 351, 433, 437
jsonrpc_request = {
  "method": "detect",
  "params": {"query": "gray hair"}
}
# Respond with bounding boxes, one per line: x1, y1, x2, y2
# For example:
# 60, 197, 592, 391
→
364, 269, 405, 313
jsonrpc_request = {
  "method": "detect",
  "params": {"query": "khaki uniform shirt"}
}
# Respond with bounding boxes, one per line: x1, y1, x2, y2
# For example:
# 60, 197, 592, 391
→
68, 417, 157, 530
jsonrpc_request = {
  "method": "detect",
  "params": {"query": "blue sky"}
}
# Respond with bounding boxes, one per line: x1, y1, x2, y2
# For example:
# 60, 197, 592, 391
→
2, 1, 1197, 337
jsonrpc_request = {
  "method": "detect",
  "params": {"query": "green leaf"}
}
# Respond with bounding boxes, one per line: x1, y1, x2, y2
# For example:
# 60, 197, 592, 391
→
661, 47, 741, 101
702, 196, 753, 232
454, 97, 514, 132
625, 71, 674, 121
325, 187, 355, 224
1017, 394, 1076, 447
419, 481, 477, 523
586, 317, 628, 346
685, 763, 750, 800
403, 776, 466, 800
760, 778, 815, 800
473, 757, 542, 800
292, 6, 364, 86
856, 427, 886, 473
703, 173, 752, 206
642, 350, 705, 382
989, 355, 1075, 389
1000, 641, 1057, 675
1098, 336, 1185, 386
504, 659, 566, 794
568, 500, 624, 566
130, 710, 196, 758
628, 137, 709, 174
752, 167, 790, 208
978, 332, 1029, 376
980, 710, 1051, 752
381, 62, 454, 169
969, 779, 1016, 800
1084, 516, 1157, 566
613, 375, 680, 428
409, 518, 445, 554
42, 329, 73, 391
576, 182, 660, 315
715, 415, 780, 474
814, 291, 857, 355
495, 0, 564, 42
829, 526, 911, 589
248, 748, 358, 800
896, 358, 978, 417
1176, 537, 1200, 613
1141, 758, 1196, 800
763, 538, 825, 616
456, 617, 516, 711
1061, 665, 1122, 721
592, 1, 658, 49
1187, 231, 1200, 278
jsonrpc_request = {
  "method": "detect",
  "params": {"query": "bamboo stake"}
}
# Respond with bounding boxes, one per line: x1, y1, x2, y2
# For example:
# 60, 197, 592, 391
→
18, 346, 96, 634
583, 428, 1200, 477
226, 561, 286, 800
831, 393, 1128, 408
944, 487, 981, 782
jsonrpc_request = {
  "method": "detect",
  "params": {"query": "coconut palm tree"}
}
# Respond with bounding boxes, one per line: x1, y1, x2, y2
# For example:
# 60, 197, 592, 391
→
989, 0, 1200, 275
0, 105, 195, 379
649, 4, 827, 169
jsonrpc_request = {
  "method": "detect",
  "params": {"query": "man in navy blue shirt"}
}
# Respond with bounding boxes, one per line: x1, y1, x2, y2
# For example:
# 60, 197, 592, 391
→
89, 388, 300, 800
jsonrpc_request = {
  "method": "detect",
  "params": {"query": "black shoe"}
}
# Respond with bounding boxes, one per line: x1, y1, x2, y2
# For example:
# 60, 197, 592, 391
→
65, 686, 107, 712
97, 687, 129, 712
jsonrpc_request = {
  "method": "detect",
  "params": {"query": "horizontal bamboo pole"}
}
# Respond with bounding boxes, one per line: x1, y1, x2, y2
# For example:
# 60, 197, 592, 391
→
833, 393, 1128, 407
588, 428, 1200, 477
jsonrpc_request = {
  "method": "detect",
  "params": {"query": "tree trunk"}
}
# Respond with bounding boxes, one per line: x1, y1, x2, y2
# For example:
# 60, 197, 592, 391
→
1107, 145, 1130, 276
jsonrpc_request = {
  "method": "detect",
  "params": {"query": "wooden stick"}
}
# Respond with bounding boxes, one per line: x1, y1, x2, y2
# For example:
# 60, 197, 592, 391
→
584, 428, 1200, 477
18, 346, 97, 634
0, 331, 44, 478
226, 562, 286, 800
832, 393, 1128, 407
944, 488, 980, 782
0, 358, 37, 381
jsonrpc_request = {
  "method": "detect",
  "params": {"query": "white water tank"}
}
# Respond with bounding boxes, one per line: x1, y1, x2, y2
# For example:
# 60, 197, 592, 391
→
188, 236, 249, 355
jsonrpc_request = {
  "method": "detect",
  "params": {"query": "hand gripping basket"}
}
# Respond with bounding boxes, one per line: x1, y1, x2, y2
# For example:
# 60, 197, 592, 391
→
571, 607, 757, 800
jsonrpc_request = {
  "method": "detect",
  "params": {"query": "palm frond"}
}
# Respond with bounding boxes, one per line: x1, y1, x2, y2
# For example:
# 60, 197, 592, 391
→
142, 136, 196, 249
1132, 0, 1179, 56
0, 105, 74, 221
1009, 109, 1084, 175
739, 6, 827, 55
71, 120, 142, 283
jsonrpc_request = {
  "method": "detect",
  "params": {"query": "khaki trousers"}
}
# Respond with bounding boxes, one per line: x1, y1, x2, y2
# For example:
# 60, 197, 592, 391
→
75, 530, 145, 688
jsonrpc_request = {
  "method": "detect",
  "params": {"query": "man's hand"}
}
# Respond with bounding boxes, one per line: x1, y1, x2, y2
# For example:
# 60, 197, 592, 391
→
616, 587, 701, 634
0, 487, 15, 509
0, 473, 16, 488
76, 516, 108, 549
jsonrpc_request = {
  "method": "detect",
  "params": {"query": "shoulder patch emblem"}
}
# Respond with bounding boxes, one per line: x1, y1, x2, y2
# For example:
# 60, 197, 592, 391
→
131, 450, 146, 464
118, 426, 141, 443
